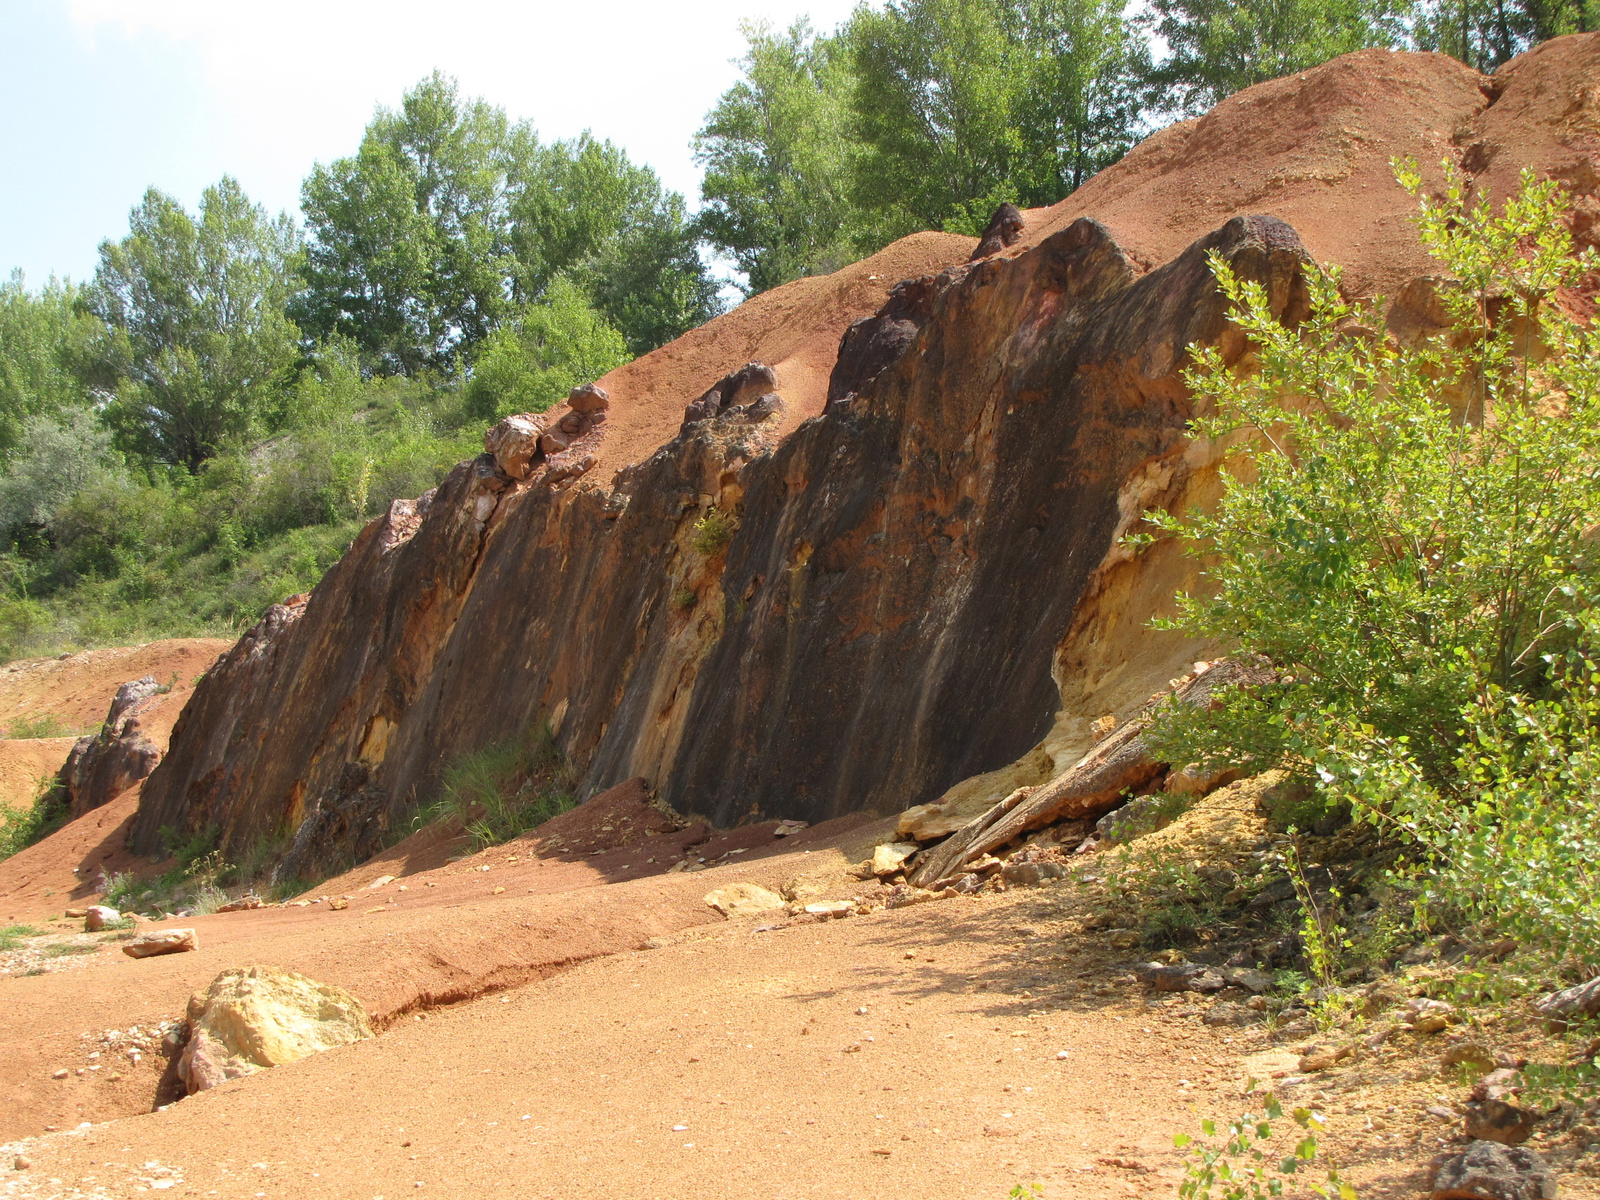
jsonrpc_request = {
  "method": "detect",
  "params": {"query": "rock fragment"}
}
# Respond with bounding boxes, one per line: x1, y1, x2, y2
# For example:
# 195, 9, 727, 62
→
969, 202, 1025, 259
1532, 974, 1600, 1030
178, 965, 373, 1094
1000, 860, 1067, 887
122, 928, 197, 958
703, 883, 786, 918
1428, 1140, 1556, 1200
84, 904, 120, 932
484, 414, 545, 480
1464, 1099, 1537, 1146
871, 842, 918, 876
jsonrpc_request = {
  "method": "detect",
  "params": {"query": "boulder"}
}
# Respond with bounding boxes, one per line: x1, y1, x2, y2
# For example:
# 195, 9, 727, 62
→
1095, 793, 1184, 846
1532, 974, 1600, 1030
1429, 1140, 1557, 1200
84, 905, 120, 932
566, 383, 610, 414
871, 842, 919, 876
703, 883, 786, 918
178, 965, 374, 1094
1001, 860, 1067, 887
122, 928, 197, 958
1465, 1099, 1537, 1146
682, 362, 780, 429
53, 676, 165, 817
484, 414, 545, 480
970, 202, 1025, 259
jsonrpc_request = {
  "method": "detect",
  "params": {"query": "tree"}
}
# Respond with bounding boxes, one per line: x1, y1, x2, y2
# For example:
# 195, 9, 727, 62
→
297, 72, 525, 376
0, 273, 95, 456
77, 178, 302, 473
1019, 0, 1151, 195
298, 75, 717, 374
1413, 0, 1596, 71
694, 20, 859, 294
463, 276, 629, 421
0, 408, 121, 536
1145, 0, 1412, 114
846, 0, 1033, 241
511, 135, 720, 356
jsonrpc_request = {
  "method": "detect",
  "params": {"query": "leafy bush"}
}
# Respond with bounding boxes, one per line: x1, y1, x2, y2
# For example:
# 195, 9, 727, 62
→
420, 724, 579, 852
691, 508, 736, 556
1141, 163, 1600, 791
0, 776, 68, 861
1175, 1095, 1355, 1200
1141, 164, 1600, 974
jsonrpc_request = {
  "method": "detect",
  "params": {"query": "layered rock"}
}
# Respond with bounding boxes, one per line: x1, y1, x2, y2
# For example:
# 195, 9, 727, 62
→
53, 675, 165, 817
126, 41, 1600, 879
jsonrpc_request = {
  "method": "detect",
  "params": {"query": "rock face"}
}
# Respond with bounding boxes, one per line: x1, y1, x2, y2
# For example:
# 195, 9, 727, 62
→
54, 676, 164, 817
126, 41, 1600, 879
178, 965, 374, 1094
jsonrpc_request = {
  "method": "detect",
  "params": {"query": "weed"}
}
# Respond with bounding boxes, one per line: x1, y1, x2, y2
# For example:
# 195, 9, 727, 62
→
42, 942, 98, 958
0, 923, 44, 950
1008, 1186, 1045, 1199
672, 586, 697, 611
0, 775, 69, 861
418, 723, 579, 853
691, 508, 735, 556
1, 713, 77, 739
1176, 1093, 1355, 1200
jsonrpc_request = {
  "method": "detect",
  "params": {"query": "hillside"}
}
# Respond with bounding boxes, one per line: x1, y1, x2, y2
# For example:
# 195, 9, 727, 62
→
2, 35, 1600, 1200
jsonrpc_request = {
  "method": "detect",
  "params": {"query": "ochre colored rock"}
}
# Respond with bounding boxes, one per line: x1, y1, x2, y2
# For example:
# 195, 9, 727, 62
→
703, 883, 786, 918
870, 842, 918, 876
484, 414, 545, 480
53, 675, 164, 817
178, 965, 374, 1094
122, 928, 197, 958
125, 45, 1600, 882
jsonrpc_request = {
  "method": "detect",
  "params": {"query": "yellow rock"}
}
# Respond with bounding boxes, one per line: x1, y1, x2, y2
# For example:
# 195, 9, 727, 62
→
178, 965, 373, 1094
870, 842, 918, 876
702, 883, 786, 918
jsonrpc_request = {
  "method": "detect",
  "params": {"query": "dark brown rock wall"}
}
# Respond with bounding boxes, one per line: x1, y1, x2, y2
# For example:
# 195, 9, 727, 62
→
131, 215, 1309, 875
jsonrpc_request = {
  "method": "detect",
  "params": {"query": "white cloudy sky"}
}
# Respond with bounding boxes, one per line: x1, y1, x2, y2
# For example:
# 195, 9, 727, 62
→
2, 0, 861, 284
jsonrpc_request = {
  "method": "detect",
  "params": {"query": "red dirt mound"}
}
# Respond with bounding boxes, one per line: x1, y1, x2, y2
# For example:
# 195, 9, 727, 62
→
1016, 46, 1517, 297
585, 231, 973, 477
0, 639, 231, 746
0, 737, 76, 811
0, 790, 146, 921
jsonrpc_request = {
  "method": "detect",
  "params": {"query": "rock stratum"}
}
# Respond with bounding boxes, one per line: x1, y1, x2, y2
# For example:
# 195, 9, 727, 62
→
130, 38, 1600, 881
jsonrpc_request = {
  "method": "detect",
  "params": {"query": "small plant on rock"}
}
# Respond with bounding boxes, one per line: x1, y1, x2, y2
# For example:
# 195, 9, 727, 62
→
691, 507, 735, 556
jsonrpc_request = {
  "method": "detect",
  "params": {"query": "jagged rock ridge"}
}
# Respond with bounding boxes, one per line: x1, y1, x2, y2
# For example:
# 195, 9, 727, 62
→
129, 37, 1600, 879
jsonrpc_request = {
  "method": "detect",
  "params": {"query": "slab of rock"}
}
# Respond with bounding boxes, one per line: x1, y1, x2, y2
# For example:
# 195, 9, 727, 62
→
214, 895, 263, 913
1533, 974, 1600, 1030
1001, 860, 1067, 887
53, 675, 164, 817
484, 413, 545, 480
703, 883, 786, 918
804, 900, 857, 918
566, 383, 610, 414
178, 965, 373, 1094
970, 202, 1025, 259
1299, 1043, 1356, 1072
122, 928, 197, 958
1095, 793, 1182, 846
871, 842, 919, 876
909, 657, 1273, 887
1465, 1099, 1537, 1146
1429, 1140, 1557, 1200
84, 905, 120, 932
1220, 966, 1274, 994
1136, 963, 1224, 993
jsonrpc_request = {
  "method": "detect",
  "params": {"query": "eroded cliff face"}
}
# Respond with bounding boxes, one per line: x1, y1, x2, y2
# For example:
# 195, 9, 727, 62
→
130, 37, 1600, 879
130, 214, 1305, 878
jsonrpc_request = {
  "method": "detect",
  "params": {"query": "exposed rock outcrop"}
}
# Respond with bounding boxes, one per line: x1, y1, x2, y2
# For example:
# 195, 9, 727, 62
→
126, 40, 1600, 879
54, 676, 164, 818
970, 202, 1025, 259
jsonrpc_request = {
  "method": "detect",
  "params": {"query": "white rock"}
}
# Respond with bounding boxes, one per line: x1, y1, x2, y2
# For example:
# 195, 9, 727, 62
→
703, 884, 786, 918
870, 842, 918, 876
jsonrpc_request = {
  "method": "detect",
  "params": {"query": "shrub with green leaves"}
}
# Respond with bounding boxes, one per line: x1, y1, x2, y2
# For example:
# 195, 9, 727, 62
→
1175, 1096, 1354, 1200
1141, 163, 1600, 790
1140, 164, 1600, 974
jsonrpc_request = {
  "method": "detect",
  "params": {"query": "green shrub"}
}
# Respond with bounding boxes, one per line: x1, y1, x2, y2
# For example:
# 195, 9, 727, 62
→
1142, 163, 1600, 790
1140, 164, 1600, 975
1175, 1095, 1355, 1200
691, 508, 735, 556
419, 724, 579, 852
0, 776, 68, 861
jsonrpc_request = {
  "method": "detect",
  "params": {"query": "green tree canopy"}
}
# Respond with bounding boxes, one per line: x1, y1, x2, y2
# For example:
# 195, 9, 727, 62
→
695, 0, 1149, 285
694, 20, 859, 295
298, 74, 716, 375
76, 177, 302, 473
0, 273, 95, 456
1145, 0, 1413, 114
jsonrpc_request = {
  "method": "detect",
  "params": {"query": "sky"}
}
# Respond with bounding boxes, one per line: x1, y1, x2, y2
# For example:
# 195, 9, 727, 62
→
1, 0, 862, 286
